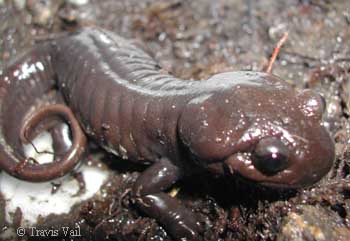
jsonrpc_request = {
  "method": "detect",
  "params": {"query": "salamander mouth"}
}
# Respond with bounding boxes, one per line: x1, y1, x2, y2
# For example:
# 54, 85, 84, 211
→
219, 120, 334, 189
221, 123, 310, 188
223, 152, 303, 188
223, 148, 331, 189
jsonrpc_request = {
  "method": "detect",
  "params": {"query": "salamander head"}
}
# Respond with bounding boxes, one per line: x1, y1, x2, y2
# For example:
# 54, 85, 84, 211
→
178, 71, 335, 188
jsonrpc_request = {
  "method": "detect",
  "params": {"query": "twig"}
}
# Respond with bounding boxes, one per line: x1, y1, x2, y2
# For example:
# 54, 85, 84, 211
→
266, 32, 289, 74
23, 132, 65, 156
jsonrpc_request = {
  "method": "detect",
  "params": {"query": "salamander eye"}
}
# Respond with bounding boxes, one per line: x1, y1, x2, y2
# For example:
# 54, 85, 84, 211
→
253, 137, 290, 175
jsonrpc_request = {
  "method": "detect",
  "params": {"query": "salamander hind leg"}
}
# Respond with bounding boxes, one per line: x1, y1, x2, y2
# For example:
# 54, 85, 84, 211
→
131, 157, 203, 241
50, 122, 72, 155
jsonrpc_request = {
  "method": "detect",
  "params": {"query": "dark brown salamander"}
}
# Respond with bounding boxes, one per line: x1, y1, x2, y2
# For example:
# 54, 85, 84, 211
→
0, 27, 335, 240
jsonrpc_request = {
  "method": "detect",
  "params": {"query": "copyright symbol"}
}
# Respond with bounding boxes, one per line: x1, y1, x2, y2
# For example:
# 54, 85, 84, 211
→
17, 227, 25, 236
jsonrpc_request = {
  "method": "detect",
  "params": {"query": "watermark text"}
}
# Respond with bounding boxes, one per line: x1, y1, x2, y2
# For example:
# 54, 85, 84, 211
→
17, 225, 81, 237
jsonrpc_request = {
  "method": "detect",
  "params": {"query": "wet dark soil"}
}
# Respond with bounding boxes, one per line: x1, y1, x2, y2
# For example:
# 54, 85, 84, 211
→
1, 0, 350, 240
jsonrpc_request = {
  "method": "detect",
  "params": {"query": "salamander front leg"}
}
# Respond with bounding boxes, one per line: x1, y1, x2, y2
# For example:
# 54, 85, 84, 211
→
132, 157, 203, 241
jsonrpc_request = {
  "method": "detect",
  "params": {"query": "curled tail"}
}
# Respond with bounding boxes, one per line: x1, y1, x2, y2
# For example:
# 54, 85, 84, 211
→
0, 44, 86, 182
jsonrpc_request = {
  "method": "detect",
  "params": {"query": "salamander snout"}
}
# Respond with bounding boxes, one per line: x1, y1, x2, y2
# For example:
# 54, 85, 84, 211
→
252, 137, 290, 175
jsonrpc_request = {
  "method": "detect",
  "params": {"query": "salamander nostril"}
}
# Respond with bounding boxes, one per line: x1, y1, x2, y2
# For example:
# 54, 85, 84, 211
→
253, 137, 290, 175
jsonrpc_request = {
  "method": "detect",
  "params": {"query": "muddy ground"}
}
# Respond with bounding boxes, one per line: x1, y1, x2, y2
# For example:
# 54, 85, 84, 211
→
1, 0, 350, 240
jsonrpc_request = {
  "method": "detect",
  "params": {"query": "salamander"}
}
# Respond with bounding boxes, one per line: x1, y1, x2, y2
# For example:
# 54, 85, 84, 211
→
0, 27, 335, 240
